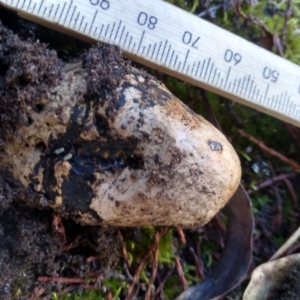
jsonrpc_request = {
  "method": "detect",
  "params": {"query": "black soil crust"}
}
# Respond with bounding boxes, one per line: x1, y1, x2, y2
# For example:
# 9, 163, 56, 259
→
0, 202, 120, 299
0, 8, 124, 299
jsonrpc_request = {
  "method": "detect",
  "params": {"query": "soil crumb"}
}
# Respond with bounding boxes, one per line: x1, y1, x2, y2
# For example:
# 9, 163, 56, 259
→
0, 11, 121, 300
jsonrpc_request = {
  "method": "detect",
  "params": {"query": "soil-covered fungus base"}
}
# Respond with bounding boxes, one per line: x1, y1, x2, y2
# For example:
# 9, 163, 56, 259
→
0, 19, 241, 228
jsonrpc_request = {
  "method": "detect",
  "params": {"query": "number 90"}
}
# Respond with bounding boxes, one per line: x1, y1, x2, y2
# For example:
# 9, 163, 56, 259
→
89, 0, 110, 10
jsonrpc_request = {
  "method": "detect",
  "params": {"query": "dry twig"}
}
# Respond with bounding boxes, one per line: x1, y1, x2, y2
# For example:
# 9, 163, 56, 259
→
270, 225, 300, 260
231, 0, 272, 35
55, 286, 76, 297
175, 257, 189, 291
238, 129, 300, 170
145, 231, 160, 300
105, 289, 113, 300
284, 178, 299, 211
52, 215, 67, 244
189, 247, 205, 280
118, 229, 131, 267
177, 227, 187, 244
248, 172, 297, 194
38, 277, 96, 284
125, 227, 169, 300
155, 265, 176, 298
86, 255, 104, 263
270, 185, 283, 231
28, 287, 46, 300
281, 0, 293, 47
287, 243, 300, 255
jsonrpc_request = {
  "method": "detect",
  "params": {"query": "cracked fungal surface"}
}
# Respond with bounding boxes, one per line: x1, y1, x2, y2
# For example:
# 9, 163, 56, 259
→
0, 27, 241, 227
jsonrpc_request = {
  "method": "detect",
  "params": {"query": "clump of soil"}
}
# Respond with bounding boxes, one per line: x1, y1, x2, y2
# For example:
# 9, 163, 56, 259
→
0, 202, 120, 299
0, 17, 62, 146
0, 15, 63, 213
0, 9, 121, 299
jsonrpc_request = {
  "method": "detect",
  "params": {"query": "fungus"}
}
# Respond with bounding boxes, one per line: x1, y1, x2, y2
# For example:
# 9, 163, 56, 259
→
1, 43, 241, 227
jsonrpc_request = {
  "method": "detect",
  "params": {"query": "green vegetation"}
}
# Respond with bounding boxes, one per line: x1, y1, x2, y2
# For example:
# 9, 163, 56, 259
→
55, 0, 300, 298
124, 227, 175, 265
53, 290, 105, 300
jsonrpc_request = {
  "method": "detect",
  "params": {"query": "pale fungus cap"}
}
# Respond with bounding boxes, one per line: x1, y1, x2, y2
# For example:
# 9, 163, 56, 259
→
88, 73, 241, 227
3, 47, 241, 227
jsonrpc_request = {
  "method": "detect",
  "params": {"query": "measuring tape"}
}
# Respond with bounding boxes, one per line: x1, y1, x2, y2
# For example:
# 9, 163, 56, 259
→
1, 0, 300, 127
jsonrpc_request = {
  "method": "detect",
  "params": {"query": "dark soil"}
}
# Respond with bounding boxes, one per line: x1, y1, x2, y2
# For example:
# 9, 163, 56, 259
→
0, 202, 120, 299
0, 8, 121, 299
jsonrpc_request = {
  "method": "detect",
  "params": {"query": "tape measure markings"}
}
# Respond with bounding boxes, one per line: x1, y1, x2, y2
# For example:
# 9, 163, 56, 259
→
1, 0, 300, 127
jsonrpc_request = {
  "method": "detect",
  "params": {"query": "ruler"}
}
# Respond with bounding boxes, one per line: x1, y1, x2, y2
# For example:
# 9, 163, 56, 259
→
1, 0, 300, 127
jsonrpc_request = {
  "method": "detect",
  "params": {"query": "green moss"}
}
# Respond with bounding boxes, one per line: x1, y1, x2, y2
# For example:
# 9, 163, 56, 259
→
164, 274, 183, 299
54, 278, 127, 300
183, 264, 201, 285
54, 290, 105, 300
103, 277, 126, 298
239, 0, 300, 64
251, 193, 272, 215
158, 229, 176, 265
200, 239, 220, 268
10, 270, 30, 299
124, 227, 175, 266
